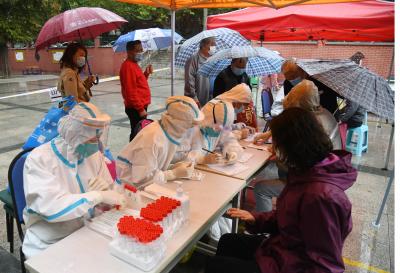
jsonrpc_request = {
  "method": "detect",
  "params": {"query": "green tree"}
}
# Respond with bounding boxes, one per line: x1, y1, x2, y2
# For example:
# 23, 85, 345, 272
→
0, 0, 234, 76
0, 0, 60, 76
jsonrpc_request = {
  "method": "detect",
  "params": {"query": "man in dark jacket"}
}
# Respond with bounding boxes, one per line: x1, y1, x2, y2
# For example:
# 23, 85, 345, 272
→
205, 108, 357, 273
213, 58, 251, 98
336, 99, 367, 128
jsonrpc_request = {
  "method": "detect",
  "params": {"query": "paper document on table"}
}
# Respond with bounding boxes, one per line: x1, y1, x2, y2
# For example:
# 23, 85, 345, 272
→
237, 152, 253, 163
207, 162, 249, 176
246, 143, 271, 152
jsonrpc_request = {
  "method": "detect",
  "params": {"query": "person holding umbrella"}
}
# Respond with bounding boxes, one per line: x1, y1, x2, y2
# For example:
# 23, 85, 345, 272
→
120, 40, 153, 141
57, 43, 95, 102
213, 58, 251, 98
184, 37, 216, 107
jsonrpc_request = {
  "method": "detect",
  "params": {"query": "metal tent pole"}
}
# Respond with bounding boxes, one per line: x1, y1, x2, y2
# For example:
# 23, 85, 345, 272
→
381, 48, 394, 169
382, 123, 394, 170
203, 9, 208, 31
373, 171, 394, 227
171, 10, 176, 96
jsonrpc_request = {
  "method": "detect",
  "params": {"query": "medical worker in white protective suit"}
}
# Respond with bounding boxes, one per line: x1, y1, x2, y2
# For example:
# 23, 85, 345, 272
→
22, 102, 127, 258
172, 83, 253, 164
172, 100, 242, 164
116, 96, 204, 187
219, 83, 255, 140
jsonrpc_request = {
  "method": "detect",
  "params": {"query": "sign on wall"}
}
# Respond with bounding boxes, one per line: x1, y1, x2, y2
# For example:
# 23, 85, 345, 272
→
51, 50, 64, 63
15, 51, 24, 62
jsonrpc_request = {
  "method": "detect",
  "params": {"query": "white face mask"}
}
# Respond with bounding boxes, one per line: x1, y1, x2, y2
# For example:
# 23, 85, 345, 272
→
76, 56, 86, 68
209, 46, 217, 56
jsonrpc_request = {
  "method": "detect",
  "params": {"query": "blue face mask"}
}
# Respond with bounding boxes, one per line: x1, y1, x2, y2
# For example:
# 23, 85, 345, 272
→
134, 53, 144, 62
203, 127, 221, 138
75, 143, 99, 158
231, 66, 246, 76
234, 105, 245, 114
289, 77, 302, 86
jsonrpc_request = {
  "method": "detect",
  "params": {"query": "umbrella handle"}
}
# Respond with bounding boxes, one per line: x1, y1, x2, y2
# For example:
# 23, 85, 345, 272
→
86, 58, 99, 85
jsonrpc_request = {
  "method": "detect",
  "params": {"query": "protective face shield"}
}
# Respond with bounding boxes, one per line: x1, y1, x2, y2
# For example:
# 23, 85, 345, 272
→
58, 102, 111, 158
202, 100, 235, 129
165, 96, 205, 126
231, 66, 246, 76
161, 96, 205, 144
75, 142, 99, 158
216, 83, 252, 104
76, 56, 86, 68
289, 77, 302, 87
209, 46, 217, 56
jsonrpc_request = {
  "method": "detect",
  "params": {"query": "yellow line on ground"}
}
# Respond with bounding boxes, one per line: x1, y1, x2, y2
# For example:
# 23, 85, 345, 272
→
343, 257, 390, 273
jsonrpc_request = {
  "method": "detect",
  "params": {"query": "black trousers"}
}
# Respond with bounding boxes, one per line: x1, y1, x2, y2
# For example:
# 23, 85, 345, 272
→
125, 107, 146, 142
205, 233, 264, 273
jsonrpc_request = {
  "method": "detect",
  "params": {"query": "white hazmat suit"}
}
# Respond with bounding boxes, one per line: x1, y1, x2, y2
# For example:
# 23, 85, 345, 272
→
22, 102, 126, 258
116, 96, 204, 187
172, 97, 245, 164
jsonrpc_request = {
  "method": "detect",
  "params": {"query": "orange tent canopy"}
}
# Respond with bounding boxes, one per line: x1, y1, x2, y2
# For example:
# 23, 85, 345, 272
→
117, 0, 363, 10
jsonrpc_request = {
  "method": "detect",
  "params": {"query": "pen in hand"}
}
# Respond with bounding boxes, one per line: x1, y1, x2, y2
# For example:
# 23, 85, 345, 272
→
202, 148, 217, 154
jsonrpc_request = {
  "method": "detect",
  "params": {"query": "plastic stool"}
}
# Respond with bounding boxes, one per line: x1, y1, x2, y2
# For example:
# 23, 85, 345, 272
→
346, 124, 368, 156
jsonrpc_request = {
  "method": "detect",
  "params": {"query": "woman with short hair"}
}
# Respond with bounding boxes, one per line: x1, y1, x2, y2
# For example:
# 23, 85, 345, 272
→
205, 107, 357, 273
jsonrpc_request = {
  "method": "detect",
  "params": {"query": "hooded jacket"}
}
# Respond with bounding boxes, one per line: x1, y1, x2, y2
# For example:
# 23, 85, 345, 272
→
247, 150, 357, 273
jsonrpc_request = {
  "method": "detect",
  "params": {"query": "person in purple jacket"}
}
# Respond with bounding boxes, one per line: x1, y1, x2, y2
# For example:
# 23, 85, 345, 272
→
205, 107, 357, 273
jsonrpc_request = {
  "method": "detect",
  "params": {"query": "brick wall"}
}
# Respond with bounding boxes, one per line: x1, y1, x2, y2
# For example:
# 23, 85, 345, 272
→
257, 41, 394, 79
7, 41, 394, 79
8, 46, 126, 76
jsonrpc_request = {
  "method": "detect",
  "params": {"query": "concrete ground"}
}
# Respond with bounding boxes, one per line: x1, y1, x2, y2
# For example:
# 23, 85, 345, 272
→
0, 74, 394, 273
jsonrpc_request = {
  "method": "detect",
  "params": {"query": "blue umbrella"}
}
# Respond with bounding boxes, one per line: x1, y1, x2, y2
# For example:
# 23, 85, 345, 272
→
175, 28, 250, 68
198, 46, 284, 78
113, 28, 183, 52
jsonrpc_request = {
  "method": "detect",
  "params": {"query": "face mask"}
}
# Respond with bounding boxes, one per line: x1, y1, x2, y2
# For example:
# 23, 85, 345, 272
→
203, 127, 221, 138
75, 143, 99, 158
234, 105, 245, 114
76, 56, 86, 68
134, 53, 144, 62
232, 66, 246, 76
208, 46, 217, 56
289, 77, 302, 86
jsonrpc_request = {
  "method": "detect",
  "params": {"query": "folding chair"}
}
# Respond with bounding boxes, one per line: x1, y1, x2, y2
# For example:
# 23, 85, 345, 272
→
261, 88, 274, 132
8, 148, 33, 273
0, 188, 15, 253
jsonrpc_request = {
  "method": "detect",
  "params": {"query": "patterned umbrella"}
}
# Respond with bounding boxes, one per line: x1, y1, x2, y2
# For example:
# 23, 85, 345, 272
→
198, 46, 284, 77
175, 28, 250, 68
297, 59, 394, 120
113, 28, 183, 52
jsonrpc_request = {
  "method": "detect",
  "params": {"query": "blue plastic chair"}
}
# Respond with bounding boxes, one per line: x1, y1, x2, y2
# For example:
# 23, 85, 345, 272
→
261, 88, 274, 132
8, 148, 32, 273
345, 112, 368, 156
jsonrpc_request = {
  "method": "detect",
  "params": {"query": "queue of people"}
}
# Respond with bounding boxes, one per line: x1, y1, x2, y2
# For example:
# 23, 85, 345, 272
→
20, 40, 360, 273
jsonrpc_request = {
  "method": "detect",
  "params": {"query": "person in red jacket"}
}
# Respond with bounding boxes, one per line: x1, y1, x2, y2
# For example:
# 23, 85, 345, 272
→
120, 40, 153, 141
205, 107, 357, 273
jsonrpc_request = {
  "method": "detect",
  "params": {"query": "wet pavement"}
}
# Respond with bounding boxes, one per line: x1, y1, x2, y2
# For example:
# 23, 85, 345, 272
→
0, 74, 394, 273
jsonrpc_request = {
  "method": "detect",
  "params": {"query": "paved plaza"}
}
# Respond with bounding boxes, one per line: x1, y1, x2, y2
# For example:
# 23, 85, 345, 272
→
0, 74, 394, 273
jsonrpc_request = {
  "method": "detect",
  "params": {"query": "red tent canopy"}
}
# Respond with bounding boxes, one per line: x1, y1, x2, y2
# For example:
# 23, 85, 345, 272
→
207, 1, 394, 42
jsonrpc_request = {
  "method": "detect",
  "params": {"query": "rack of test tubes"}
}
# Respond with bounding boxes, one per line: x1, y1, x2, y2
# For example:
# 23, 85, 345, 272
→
140, 196, 187, 238
109, 215, 166, 271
